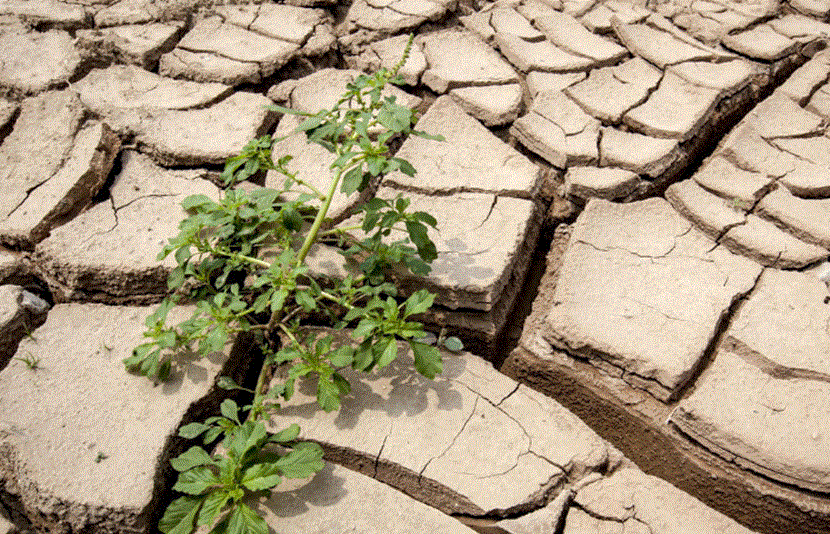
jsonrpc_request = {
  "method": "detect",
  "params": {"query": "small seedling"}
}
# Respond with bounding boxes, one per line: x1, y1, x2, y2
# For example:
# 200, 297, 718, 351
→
95, 452, 108, 463
14, 352, 40, 370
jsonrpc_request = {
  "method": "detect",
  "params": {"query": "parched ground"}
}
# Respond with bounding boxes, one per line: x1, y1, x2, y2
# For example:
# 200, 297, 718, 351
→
0, 0, 829, 533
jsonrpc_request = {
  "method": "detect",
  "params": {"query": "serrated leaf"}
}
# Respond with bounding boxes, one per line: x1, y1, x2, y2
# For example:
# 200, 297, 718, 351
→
173, 466, 220, 495
274, 443, 324, 478
328, 346, 354, 367
227, 502, 268, 534
295, 290, 317, 312
411, 341, 443, 379
241, 463, 282, 491
197, 490, 231, 527
159, 495, 205, 534
269, 423, 301, 443
220, 399, 240, 425
171, 446, 215, 472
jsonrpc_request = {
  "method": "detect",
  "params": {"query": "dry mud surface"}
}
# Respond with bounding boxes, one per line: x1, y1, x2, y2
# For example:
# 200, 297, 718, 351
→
0, 0, 829, 533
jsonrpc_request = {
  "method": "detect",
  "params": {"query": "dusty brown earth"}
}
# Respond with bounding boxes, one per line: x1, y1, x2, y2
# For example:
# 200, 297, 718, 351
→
0, 0, 829, 533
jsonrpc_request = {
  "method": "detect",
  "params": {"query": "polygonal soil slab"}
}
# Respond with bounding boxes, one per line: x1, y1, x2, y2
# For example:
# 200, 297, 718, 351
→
0, 285, 48, 370
612, 16, 730, 67
72, 65, 232, 135
544, 198, 762, 401
531, 9, 628, 64
384, 96, 542, 197
599, 127, 680, 178
418, 29, 519, 93
342, 0, 456, 45
0, 30, 81, 96
93, 0, 199, 27
0, 303, 254, 534
448, 83, 522, 126
135, 91, 276, 166
75, 22, 184, 70
244, 463, 477, 534
564, 468, 759, 533
0, 90, 120, 249
0, 1, 88, 30
266, 346, 614, 517
33, 151, 221, 303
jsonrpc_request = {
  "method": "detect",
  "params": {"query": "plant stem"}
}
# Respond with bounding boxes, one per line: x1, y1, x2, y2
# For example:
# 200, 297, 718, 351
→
294, 166, 344, 268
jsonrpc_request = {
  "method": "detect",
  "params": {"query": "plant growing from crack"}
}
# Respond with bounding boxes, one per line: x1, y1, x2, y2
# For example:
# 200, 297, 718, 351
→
125, 37, 462, 534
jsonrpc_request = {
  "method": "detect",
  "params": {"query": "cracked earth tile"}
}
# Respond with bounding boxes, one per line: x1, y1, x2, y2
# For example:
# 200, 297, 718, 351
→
459, 9, 495, 42
269, 68, 421, 114
216, 3, 329, 45
75, 21, 184, 70
791, 0, 830, 17
774, 49, 830, 106
491, 6, 545, 40
718, 121, 798, 178
0, 303, 254, 533
721, 214, 827, 268
158, 48, 263, 85
805, 79, 830, 118
544, 198, 762, 401
386, 95, 539, 196
599, 128, 680, 177
135, 91, 276, 166
420, 29, 519, 93
0, 1, 87, 29
666, 179, 747, 239
581, 1, 650, 32
562, 0, 598, 18
93, 0, 198, 27
533, 10, 627, 64
668, 59, 754, 98
692, 156, 774, 204
71, 65, 232, 135
612, 18, 726, 68
526, 71, 586, 98
0, 30, 81, 96
568, 468, 760, 534
248, 463, 477, 534
564, 57, 662, 123
346, 34, 427, 85
623, 71, 721, 141
0, 285, 48, 371
511, 90, 601, 167
33, 151, 220, 303
266, 347, 610, 516
565, 166, 640, 200
344, 0, 453, 37
672, 350, 830, 493
757, 187, 830, 250
770, 13, 830, 43
494, 33, 595, 73
448, 83, 522, 126
722, 24, 799, 61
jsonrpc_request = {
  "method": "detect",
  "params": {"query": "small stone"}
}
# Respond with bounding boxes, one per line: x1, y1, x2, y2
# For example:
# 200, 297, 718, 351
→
75, 22, 183, 69
692, 156, 773, 203
0, 31, 81, 95
599, 128, 680, 177
526, 71, 585, 97
565, 166, 640, 200
449, 83, 522, 126
534, 10, 627, 64
666, 179, 747, 238
420, 29, 519, 93
494, 33, 595, 73
722, 24, 799, 61
564, 57, 662, 123
624, 72, 721, 141
722, 214, 828, 268
385, 95, 540, 196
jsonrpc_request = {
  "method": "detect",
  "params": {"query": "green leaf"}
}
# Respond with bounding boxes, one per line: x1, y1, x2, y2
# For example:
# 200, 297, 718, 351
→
295, 290, 317, 312
282, 207, 303, 232
229, 420, 268, 460
159, 495, 205, 534
173, 466, 220, 495
392, 157, 416, 177
227, 502, 268, 534
197, 490, 231, 527
241, 463, 282, 491
269, 423, 301, 443
217, 376, 251, 392
179, 422, 210, 439
405, 221, 437, 263
403, 290, 435, 317
271, 288, 288, 313
341, 165, 364, 196
411, 341, 443, 379
182, 194, 215, 211
220, 399, 241, 425
376, 337, 397, 369
171, 446, 215, 472
328, 346, 354, 367
274, 443, 324, 478
296, 114, 325, 132
317, 376, 340, 412
442, 336, 464, 352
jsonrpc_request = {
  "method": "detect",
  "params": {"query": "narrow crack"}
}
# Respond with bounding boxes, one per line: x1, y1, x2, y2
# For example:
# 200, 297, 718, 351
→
417, 396, 478, 483
374, 433, 388, 478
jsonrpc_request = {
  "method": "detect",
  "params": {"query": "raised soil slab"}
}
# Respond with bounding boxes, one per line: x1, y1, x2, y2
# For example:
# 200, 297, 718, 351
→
0, 303, 254, 534
265, 345, 615, 517
0, 30, 82, 96
0, 285, 48, 370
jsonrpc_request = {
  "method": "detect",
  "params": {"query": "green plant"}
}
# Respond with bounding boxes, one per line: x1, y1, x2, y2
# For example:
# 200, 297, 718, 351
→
14, 351, 40, 370
126, 38, 461, 534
